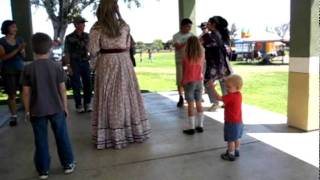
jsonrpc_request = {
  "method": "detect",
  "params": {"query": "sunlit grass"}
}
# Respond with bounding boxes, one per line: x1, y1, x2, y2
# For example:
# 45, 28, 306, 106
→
134, 52, 288, 115
0, 52, 288, 114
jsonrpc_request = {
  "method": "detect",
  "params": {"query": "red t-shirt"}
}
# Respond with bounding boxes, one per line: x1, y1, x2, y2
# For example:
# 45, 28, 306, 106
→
222, 91, 242, 123
182, 56, 204, 85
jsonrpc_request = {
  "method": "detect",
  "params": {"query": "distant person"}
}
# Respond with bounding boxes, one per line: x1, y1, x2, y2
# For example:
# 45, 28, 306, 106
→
173, 18, 194, 107
50, 38, 62, 62
64, 16, 92, 113
139, 50, 143, 62
202, 16, 233, 111
89, 0, 151, 149
147, 49, 152, 61
181, 36, 205, 135
212, 74, 243, 161
21, 33, 75, 179
0, 20, 26, 126
198, 22, 209, 40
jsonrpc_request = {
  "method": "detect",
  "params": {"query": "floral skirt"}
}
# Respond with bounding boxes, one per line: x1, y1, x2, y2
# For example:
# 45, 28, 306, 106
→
92, 52, 151, 149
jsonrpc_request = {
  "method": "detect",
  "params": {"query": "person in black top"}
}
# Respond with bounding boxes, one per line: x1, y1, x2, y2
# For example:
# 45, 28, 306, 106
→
64, 16, 92, 113
202, 16, 233, 111
0, 20, 25, 126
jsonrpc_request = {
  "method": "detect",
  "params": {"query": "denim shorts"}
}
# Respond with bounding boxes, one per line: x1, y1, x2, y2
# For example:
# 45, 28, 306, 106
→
183, 81, 203, 102
224, 122, 244, 142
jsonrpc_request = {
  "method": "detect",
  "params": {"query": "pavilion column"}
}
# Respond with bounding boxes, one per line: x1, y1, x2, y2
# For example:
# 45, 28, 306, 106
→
178, 0, 196, 33
287, 0, 319, 131
11, 0, 33, 61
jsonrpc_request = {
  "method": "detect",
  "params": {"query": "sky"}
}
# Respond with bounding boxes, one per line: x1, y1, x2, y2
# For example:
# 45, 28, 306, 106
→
0, 0, 290, 42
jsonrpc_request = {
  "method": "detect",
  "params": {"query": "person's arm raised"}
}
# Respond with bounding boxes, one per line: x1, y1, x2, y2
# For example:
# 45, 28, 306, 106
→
0, 43, 25, 61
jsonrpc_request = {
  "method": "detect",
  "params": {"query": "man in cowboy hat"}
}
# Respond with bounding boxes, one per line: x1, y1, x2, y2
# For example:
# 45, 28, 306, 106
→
64, 16, 93, 113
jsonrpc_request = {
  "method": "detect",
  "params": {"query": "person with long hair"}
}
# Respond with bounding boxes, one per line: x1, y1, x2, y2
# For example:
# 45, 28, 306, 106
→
89, 0, 151, 150
181, 36, 205, 135
202, 16, 233, 111
0, 20, 26, 126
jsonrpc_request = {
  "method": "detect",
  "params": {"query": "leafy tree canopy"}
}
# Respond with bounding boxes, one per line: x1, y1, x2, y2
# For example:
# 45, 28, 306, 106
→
30, 0, 141, 40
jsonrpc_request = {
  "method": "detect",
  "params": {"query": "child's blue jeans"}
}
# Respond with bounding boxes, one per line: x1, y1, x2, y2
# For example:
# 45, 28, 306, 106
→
31, 111, 74, 174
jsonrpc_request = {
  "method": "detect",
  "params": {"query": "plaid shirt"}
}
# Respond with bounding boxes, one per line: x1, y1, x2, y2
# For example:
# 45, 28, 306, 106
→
64, 31, 89, 61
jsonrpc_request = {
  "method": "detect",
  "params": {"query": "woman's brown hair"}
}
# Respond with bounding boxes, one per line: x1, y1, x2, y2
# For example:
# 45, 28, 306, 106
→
94, 0, 125, 37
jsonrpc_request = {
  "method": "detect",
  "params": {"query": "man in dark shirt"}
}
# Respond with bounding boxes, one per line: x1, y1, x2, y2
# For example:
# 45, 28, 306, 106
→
64, 16, 92, 113
21, 32, 75, 179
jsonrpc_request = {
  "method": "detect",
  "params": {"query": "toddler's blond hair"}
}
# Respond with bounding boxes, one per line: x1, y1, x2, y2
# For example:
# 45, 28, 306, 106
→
225, 74, 243, 90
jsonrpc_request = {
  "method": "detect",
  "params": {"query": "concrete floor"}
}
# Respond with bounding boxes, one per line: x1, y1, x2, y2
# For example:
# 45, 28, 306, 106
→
0, 92, 318, 180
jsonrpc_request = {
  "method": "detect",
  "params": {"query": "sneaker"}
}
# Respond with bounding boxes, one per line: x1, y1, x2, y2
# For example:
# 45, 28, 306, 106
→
64, 163, 76, 174
221, 152, 236, 161
85, 103, 93, 112
208, 103, 219, 111
76, 106, 85, 113
183, 129, 195, 135
235, 150, 240, 157
177, 97, 184, 108
195, 126, 204, 133
39, 172, 49, 180
9, 116, 17, 127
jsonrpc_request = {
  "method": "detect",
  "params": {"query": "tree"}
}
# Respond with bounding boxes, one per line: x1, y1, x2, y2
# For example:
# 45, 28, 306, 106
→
229, 23, 238, 46
136, 41, 145, 52
31, 0, 141, 40
152, 39, 164, 51
266, 23, 290, 41
274, 23, 290, 40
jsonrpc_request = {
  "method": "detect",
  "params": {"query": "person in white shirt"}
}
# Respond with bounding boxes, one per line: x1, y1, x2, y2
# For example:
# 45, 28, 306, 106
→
172, 18, 194, 107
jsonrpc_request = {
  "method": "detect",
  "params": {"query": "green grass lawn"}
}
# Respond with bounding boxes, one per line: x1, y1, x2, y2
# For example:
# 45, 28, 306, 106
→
0, 51, 288, 115
135, 52, 288, 115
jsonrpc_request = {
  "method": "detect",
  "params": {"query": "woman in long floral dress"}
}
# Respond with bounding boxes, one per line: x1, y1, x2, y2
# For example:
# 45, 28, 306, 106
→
89, 0, 151, 149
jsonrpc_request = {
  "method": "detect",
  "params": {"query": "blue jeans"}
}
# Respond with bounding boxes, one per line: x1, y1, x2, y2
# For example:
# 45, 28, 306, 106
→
205, 79, 227, 104
70, 60, 92, 108
31, 112, 74, 174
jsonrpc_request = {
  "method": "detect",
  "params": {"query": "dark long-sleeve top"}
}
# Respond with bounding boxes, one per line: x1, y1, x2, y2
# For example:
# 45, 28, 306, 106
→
202, 31, 230, 82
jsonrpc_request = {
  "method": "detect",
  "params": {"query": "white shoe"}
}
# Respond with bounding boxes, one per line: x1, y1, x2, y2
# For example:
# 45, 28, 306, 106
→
208, 103, 219, 111
39, 173, 48, 179
64, 163, 76, 174
76, 106, 85, 113
85, 103, 93, 112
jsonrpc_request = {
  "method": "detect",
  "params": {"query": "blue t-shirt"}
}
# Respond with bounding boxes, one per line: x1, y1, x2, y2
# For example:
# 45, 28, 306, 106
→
0, 37, 24, 74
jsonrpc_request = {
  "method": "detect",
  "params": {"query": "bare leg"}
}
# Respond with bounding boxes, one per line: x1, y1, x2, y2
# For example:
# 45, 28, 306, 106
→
235, 140, 240, 150
187, 101, 195, 117
7, 94, 17, 116
195, 101, 203, 113
227, 141, 235, 153
8, 94, 18, 126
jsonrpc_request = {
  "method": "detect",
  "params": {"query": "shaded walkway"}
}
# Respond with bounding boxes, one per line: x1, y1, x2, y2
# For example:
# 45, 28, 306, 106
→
0, 92, 318, 180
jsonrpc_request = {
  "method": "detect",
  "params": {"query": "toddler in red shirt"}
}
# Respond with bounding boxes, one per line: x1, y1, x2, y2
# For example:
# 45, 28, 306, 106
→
213, 74, 243, 161
181, 36, 205, 135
